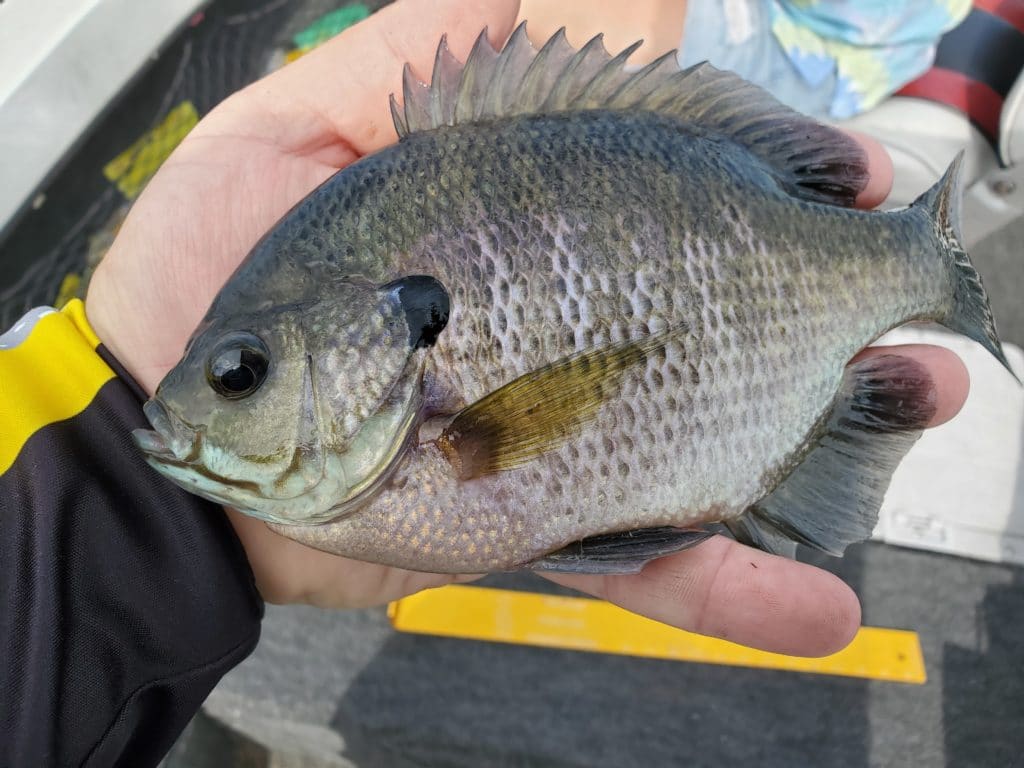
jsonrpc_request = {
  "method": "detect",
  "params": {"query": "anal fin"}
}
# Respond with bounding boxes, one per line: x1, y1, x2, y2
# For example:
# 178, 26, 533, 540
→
528, 527, 713, 574
728, 354, 937, 557
723, 515, 797, 559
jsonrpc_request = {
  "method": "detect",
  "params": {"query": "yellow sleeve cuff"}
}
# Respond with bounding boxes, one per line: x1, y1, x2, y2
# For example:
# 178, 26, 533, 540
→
0, 299, 116, 474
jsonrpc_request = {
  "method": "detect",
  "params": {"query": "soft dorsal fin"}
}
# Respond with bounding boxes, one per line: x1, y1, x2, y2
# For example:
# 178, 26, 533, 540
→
391, 23, 870, 206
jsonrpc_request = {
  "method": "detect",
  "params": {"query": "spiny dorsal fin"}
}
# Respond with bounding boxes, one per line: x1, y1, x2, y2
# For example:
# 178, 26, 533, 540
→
436, 333, 670, 481
390, 23, 869, 206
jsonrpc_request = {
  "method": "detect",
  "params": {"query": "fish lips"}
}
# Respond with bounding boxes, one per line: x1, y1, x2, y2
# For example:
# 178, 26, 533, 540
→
133, 398, 201, 464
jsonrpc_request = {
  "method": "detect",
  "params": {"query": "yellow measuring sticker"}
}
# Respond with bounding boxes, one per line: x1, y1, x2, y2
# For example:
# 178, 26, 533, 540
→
53, 273, 81, 309
389, 585, 926, 684
104, 101, 199, 199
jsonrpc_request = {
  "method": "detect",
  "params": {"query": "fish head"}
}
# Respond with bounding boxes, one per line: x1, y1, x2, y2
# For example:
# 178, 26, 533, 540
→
133, 274, 451, 524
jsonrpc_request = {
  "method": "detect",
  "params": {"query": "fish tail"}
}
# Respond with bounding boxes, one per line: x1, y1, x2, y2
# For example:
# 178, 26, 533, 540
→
915, 151, 1018, 381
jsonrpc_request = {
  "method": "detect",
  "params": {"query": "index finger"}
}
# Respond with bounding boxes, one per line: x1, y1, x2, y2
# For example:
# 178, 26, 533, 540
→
847, 129, 894, 209
543, 536, 862, 658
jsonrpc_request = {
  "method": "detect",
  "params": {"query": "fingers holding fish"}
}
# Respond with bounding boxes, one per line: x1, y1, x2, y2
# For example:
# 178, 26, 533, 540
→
852, 343, 970, 427
542, 534, 860, 657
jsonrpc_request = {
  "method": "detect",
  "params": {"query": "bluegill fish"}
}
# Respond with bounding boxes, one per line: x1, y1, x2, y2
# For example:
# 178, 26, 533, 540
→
134, 26, 1013, 574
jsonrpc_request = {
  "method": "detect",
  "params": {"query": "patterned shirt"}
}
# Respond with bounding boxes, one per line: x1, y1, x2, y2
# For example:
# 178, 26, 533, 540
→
770, 0, 971, 117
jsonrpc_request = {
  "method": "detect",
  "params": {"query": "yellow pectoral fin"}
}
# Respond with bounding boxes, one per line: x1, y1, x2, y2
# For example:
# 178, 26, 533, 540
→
437, 333, 671, 480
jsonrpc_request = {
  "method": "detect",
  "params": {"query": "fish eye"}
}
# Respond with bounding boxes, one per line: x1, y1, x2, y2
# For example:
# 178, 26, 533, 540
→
206, 332, 270, 400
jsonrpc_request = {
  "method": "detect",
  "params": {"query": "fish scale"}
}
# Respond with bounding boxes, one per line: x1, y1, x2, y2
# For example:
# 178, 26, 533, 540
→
257, 116, 936, 570
135, 27, 1012, 573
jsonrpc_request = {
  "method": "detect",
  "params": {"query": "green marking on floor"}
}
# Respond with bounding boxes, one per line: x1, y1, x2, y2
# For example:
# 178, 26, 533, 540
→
292, 3, 370, 51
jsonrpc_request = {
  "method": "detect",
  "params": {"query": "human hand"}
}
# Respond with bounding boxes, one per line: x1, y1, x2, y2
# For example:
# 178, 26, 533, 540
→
87, 0, 523, 610
86, 0, 969, 655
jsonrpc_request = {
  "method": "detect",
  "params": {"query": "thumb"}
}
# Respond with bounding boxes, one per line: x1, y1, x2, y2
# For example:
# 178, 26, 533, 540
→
240, 0, 521, 155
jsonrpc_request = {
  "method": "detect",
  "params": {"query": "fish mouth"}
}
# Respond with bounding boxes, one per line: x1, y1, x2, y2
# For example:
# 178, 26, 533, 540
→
133, 399, 203, 464
133, 399, 265, 508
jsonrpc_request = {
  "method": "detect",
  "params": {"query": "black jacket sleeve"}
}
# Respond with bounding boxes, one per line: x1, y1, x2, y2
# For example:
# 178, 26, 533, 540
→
0, 301, 263, 767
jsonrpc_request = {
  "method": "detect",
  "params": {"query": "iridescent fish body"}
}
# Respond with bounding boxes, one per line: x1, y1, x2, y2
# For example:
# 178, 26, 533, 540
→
134, 26, 1012, 573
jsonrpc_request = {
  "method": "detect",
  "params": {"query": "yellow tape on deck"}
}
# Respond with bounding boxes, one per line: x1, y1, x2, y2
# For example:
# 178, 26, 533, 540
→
389, 585, 927, 684
104, 101, 199, 199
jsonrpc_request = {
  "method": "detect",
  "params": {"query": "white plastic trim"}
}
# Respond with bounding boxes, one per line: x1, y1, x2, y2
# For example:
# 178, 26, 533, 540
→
0, 306, 55, 349
0, 0, 205, 236
873, 326, 1024, 566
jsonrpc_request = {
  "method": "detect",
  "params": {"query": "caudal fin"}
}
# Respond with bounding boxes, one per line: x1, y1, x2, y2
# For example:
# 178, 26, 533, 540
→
916, 151, 1018, 381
